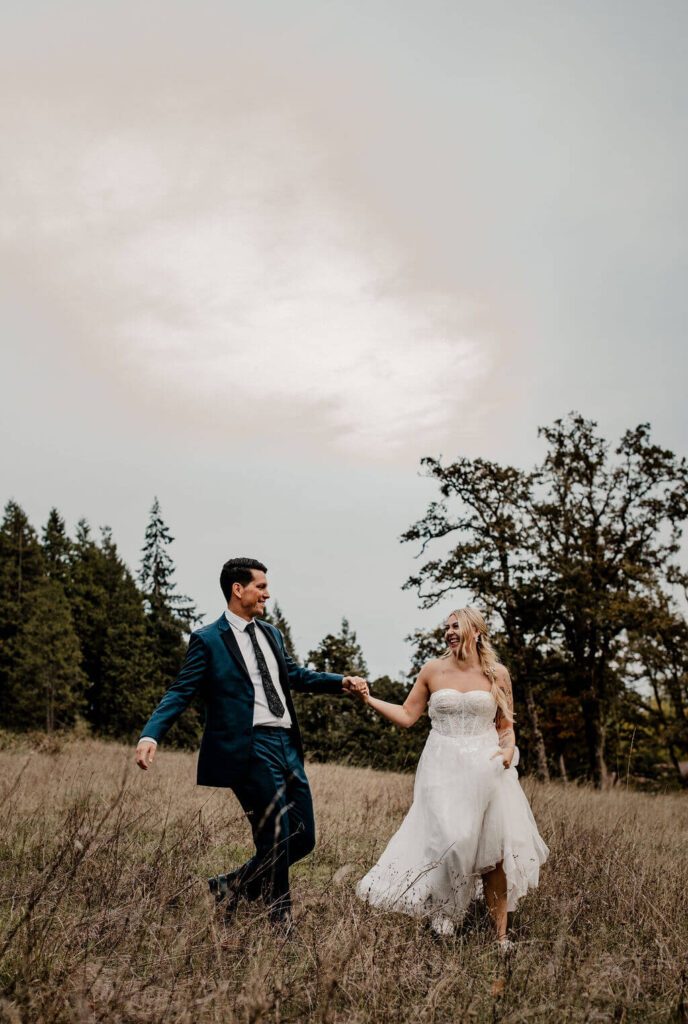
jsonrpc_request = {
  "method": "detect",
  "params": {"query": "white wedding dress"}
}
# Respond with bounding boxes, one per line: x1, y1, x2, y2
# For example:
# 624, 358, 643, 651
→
357, 689, 548, 930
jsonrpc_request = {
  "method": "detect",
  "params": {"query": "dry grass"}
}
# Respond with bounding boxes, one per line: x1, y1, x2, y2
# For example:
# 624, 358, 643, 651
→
0, 739, 686, 1024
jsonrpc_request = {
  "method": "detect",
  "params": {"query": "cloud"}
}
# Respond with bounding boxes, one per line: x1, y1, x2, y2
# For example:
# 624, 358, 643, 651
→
2, 81, 492, 458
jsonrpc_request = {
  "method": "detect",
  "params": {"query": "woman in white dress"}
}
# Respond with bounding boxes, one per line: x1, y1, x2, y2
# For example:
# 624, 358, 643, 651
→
355, 607, 548, 946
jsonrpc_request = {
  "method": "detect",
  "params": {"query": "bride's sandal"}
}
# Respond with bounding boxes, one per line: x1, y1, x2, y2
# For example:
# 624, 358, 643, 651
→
495, 935, 516, 953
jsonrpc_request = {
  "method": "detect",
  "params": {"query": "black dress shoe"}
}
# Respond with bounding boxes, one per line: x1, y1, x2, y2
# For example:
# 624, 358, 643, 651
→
208, 874, 228, 903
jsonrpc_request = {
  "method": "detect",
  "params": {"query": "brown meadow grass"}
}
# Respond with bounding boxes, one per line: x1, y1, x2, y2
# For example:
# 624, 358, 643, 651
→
0, 738, 686, 1023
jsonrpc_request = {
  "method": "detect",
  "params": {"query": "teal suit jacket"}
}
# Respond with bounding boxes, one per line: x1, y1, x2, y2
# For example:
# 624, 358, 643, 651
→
139, 613, 343, 787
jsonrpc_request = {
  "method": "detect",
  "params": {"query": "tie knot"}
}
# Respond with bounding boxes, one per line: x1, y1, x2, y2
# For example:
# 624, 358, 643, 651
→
245, 621, 256, 633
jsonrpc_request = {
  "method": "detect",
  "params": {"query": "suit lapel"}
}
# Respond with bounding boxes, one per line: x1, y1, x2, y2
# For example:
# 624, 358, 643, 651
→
218, 615, 252, 685
256, 620, 290, 692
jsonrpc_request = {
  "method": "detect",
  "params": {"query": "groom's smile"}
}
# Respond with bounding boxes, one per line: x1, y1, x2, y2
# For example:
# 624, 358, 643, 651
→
233, 568, 270, 620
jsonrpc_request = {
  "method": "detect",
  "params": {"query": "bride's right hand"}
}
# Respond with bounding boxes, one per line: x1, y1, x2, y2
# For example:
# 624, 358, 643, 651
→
490, 746, 514, 770
346, 678, 369, 703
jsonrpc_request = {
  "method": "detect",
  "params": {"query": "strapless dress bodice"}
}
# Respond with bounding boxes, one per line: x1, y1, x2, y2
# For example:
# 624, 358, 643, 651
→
428, 688, 497, 738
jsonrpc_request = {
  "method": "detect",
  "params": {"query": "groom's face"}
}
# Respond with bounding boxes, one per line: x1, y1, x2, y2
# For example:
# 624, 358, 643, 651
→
235, 569, 270, 618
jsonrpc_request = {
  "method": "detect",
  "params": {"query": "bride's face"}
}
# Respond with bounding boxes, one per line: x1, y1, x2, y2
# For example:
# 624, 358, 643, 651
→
444, 616, 461, 653
444, 615, 480, 656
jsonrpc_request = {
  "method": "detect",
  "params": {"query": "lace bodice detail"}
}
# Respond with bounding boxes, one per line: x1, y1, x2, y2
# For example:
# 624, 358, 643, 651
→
428, 689, 496, 737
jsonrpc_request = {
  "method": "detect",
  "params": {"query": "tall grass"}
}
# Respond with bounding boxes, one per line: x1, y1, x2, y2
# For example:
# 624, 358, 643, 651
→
1, 738, 686, 1023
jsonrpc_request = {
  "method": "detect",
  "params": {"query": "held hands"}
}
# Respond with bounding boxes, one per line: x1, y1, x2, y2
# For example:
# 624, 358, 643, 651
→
342, 676, 370, 703
135, 740, 157, 771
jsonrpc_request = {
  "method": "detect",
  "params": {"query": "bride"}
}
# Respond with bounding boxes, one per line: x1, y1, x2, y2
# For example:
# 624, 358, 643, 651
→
354, 607, 548, 946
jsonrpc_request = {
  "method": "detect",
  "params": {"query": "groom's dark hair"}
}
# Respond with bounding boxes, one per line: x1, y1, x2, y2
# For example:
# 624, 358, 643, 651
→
220, 557, 268, 602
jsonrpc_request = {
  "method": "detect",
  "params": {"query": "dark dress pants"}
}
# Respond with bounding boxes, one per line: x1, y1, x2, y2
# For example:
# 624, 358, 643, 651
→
228, 726, 315, 920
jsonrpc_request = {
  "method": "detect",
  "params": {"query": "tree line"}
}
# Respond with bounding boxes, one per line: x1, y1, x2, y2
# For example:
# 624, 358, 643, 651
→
1, 413, 687, 786
0, 498, 426, 771
0, 498, 202, 746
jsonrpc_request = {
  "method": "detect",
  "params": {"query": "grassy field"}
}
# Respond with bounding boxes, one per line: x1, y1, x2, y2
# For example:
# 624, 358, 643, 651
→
0, 738, 686, 1024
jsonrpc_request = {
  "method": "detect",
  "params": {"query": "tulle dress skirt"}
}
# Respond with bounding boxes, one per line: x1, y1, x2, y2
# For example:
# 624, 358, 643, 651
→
356, 689, 548, 927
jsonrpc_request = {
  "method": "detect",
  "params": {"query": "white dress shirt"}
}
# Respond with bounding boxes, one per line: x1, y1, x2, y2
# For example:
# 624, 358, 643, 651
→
223, 609, 292, 728
140, 610, 291, 746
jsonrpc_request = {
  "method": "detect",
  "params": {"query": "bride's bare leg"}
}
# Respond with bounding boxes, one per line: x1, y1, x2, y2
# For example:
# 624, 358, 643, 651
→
482, 861, 508, 939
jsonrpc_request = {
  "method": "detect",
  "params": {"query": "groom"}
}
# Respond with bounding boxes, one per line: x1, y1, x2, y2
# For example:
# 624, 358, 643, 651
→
135, 557, 366, 929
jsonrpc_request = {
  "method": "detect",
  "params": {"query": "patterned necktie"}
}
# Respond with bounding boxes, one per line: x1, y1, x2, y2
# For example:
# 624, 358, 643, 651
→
245, 622, 286, 718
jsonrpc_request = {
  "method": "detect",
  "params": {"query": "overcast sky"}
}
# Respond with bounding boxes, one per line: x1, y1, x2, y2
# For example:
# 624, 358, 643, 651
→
2, 0, 687, 678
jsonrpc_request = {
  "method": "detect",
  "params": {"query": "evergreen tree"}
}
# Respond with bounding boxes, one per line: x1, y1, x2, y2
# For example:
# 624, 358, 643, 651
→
0, 502, 45, 723
66, 522, 156, 737
6, 578, 86, 731
294, 619, 369, 760
336, 675, 430, 771
66, 520, 112, 722
42, 508, 72, 584
307, 618, 368, 676
261, 601, 297, 659
98, 571, 156, 740
139, 499, 201, 748
139, 497, 195, 626
0, 500, 45, 622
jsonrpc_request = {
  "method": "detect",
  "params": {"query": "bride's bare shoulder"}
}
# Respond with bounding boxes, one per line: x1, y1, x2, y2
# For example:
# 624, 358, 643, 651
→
419, 657, 447, 679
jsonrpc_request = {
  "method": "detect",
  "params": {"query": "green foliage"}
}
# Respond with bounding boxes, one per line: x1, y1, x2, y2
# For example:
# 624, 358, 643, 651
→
5, 577, 86, 731
64, 522, 156, 738
0, 501, 46, 725
405, 624, 446, 677
139, 499, 201, 748
2, 419, 687, 787
41, 507, 72, 584
261, 602, 297, 660
289, 618, 426, 770
0, 499, 202, 747
98, 572, 157, 740
403, 412, 688, 785
307, 618, 368, 676
139, 497, 195, 627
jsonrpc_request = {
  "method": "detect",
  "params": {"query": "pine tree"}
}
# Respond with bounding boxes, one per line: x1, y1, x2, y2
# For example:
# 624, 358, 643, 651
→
139, 498, 195, 626
65, 522, 157, 737
99, 570, 156, 740
66, 519, 111, 718
294, 618, 369, 761
261, 601, 297, 659
139, 499, 201, 748
0, 502, 45, 723
6, 578, 86, 731
0, 500, 45, 622
42, 508, 72, 585
307, 618, 368, 676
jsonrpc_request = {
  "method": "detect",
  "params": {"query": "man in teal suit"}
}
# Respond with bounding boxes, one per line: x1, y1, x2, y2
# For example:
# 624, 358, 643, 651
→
135, 557, 366, 930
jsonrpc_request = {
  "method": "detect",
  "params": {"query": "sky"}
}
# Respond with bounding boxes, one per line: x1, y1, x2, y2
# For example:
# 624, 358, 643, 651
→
2, 0, 687, 678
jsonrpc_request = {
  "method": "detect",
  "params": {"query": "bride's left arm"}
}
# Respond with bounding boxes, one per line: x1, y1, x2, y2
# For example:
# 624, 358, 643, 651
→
492, 666, 516, 768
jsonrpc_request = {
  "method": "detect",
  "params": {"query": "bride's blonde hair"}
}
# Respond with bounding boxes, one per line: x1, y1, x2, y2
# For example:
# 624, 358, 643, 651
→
444, 607, 513, 722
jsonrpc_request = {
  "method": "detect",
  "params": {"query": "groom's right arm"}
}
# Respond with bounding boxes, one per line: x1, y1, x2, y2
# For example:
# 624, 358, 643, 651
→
135, 634, 208, 771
